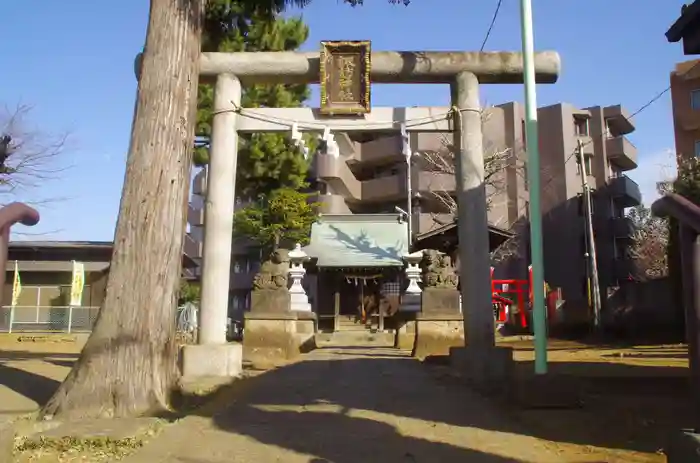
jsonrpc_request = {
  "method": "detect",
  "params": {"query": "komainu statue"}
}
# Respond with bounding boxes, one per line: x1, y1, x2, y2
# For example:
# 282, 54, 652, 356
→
252, 248, 290, 291
421, 249, 458, 289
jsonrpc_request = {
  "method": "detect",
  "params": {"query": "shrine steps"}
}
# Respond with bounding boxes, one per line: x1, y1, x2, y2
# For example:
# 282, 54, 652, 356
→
314, 330, 396, 348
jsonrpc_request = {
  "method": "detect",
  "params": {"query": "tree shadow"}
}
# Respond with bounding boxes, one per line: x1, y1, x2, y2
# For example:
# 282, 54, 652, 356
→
0, 363, 60, 406
170, 349, 695, 460
0, 349, 78, 409
329, 225, 404, 264
213, 405, 527, 463
156, 354, 544, 461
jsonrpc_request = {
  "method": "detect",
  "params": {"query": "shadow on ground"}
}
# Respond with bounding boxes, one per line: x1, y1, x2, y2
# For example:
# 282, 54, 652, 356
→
1, 341, 691, 462
166, 350, 550, 463
174, 346, 691, 461
0, 350, 78, 408
215, 406, 526, 463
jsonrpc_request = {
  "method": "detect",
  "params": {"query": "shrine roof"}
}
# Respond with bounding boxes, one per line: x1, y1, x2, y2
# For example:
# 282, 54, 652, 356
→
304, 214, 408, 268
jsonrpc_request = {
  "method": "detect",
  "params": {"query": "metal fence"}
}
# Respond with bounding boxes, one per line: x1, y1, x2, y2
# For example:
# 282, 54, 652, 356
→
0, 306, 101, 333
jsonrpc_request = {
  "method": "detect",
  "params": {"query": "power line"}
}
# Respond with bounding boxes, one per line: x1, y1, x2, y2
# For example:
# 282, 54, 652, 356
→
514, 59, 700, 218
480, 0, 503, 52
553, 60, 700, 192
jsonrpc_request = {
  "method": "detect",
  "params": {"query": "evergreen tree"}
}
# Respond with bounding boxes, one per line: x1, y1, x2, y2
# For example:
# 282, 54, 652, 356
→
234, 188, 318, 254
195, 4, 313, 198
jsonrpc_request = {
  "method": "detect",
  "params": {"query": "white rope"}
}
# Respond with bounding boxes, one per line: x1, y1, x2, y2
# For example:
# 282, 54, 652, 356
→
214, 101, 480, 131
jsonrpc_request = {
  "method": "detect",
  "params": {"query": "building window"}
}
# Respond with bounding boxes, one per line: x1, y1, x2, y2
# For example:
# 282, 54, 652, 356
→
521, 119, 526, 146
232, 256, 250, 274
692, 89, 700, 111
576, 155, 592, 176
574, 117, 589, 136
522, 161, 529, 190
247, 256, 260, 273
604, 119, 613, 138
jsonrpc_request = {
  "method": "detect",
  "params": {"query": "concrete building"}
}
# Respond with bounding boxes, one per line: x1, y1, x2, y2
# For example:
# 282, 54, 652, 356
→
671, 59, 700, 161
185, 101, 640, 323
0, 241, 198, 333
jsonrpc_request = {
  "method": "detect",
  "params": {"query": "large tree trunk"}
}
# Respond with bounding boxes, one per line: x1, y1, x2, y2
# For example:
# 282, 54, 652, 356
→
41, 0, 204, 419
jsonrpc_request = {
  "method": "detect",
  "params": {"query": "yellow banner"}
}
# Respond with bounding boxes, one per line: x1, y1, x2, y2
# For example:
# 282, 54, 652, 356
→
11, 260, 21, 307
70, 261, 85, 306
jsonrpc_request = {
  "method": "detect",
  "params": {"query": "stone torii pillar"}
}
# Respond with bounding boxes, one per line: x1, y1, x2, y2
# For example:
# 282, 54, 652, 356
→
138, 49, 560, 380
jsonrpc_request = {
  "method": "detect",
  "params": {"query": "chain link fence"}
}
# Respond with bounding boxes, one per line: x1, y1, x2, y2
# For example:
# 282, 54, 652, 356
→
0, 306, 100, 333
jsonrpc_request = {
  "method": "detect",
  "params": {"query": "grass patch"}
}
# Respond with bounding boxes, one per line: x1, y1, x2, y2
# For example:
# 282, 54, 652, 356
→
13, 423, 163, 462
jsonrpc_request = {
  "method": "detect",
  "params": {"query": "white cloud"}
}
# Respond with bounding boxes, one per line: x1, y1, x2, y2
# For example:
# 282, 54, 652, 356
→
627, 148, 677, 206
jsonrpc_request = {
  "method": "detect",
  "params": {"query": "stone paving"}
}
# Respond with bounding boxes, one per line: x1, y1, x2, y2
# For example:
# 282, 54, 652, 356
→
125, 347, 564, 463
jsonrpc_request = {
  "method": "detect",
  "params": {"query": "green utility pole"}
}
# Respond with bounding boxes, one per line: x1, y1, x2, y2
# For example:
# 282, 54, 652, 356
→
519, 0, 548, 374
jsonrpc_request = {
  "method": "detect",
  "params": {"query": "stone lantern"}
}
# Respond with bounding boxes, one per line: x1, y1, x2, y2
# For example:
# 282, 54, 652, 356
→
400, 250, 423, 312
288, 243, 311, 312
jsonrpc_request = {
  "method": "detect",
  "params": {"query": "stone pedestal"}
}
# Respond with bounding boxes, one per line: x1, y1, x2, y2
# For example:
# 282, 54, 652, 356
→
250, 289, 291, 313
412, 313, 464, 359
180, 343, 243, 379
294, 310, 317, 353
395, 316, 416, 350
243, 311, 311, 369
449, 345, 514, 394
421, 287, 461, 314
399, 293, 421, 312
666, 430, 700, 462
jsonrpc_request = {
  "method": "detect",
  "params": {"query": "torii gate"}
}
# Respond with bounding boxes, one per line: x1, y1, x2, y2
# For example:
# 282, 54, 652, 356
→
177, 46, 560, 380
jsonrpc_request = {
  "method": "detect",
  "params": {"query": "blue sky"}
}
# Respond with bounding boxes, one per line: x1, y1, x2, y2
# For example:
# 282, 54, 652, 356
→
0, 0, 690, 241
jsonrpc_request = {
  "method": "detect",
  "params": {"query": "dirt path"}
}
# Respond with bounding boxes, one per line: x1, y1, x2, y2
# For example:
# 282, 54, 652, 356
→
125, 347, 566, 463
0, 338, 81, 422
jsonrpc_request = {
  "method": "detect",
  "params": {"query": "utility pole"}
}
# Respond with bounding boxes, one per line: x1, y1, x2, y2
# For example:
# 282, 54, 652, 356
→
401, 124, 413, 246
577, 139, 602, 331
519, 0, 548, 374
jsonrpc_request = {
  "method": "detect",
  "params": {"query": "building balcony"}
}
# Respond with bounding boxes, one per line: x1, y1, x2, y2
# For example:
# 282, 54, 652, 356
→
603, 105, 635, 136
612, 216, 635, 239
192, 169, 207, 196
309, 192, 351, 214
187, 204, 204, 227
315, 150, 457, 203
313, 154, 362, 200
608, 175, 642, 208
183, 233, 202, 260
353, 135, 403, 166
606, 136, 638, 171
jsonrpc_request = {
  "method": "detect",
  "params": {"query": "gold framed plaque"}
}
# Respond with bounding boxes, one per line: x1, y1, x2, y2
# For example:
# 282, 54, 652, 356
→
319, 40, 371, 115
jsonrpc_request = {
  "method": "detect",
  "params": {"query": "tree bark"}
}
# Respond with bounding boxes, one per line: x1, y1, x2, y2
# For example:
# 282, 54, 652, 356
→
41, 0, 204, 419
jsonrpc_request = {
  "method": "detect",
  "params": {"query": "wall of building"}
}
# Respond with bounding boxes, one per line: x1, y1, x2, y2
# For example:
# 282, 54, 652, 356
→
185, 100, 641, 326
671, 59, 700, 160
2, 270, 108, 308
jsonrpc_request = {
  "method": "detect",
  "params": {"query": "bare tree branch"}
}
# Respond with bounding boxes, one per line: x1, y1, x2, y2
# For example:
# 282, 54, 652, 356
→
627, 204, 668, 280
419, 107, 515, 216
0, 104, 71, 199
418, 106, 558, 265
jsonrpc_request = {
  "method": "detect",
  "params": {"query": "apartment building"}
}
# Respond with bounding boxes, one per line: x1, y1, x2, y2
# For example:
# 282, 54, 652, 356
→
535, 102, 640, 317
185, 101, 641, 320
671, 59, 700, 161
